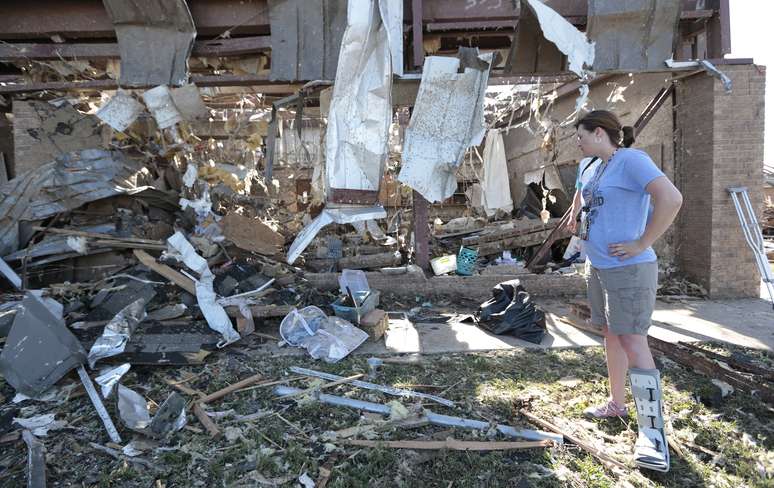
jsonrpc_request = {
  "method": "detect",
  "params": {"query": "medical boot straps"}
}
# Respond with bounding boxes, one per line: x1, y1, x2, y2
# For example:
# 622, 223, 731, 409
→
630, 368, 670, 472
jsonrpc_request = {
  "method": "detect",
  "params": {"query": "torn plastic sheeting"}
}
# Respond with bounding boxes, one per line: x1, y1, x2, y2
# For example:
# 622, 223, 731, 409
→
87, 297, 150, 368
481, 130, 513, 216
182, 162, 197, 188
95, 363, 131, 398
279, 306, 369, 363
574, 83, 590, 114
117, 384, 152, 431
95, 90, 144, 131
289, 366, 455, 407
13, 413, 68, 437
286, 205, 386, 264
524, 0, 595, 79
167, 231, 240, 346
116, 385, 186, 437
397, 51, 493, 203
0, 149, 147, 256
0, 293, 86, 397
325, 0, 396, 195
273, 385, 562, 443
143, 85, 183, 129
665, 58, 733, 93
587, 0, 680, 72
103, 0, 195, 87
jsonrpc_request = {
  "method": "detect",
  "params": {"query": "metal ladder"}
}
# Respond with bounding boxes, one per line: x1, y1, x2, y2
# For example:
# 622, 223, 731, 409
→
727, 187, 774, 307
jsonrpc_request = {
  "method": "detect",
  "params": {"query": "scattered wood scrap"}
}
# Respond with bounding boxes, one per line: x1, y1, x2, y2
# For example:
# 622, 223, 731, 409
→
199, 373, 264, 404
519, 410, 628, 472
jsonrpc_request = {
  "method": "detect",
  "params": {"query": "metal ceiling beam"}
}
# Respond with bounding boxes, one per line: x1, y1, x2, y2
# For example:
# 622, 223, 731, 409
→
0, 36, 271, 62
0, 74, 300, 95
0, 0, 724, 39
0, 0, 271, 39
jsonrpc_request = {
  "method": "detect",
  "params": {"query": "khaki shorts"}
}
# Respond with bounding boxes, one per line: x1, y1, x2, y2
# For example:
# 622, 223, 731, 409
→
586, 261, 658, 336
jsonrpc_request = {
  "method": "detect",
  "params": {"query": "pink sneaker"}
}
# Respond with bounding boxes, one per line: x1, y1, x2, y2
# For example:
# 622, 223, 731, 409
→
583, 400, 628, 419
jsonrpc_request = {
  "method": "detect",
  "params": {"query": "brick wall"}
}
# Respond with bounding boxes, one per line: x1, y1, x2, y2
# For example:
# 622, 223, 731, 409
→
676, 64, 766, 298
675, 74, 715, 288
12, 100, 48, 177
12, 100, 102, 178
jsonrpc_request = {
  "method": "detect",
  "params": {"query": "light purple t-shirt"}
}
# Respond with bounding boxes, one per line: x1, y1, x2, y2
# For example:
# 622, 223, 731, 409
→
580, 148, 664, 269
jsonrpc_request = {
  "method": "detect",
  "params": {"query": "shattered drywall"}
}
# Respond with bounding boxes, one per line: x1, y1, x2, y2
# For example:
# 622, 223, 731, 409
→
397, 49, 493, 204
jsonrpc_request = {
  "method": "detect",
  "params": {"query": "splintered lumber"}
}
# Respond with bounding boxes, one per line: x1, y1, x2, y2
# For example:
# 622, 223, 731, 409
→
648, 337, 774, 405
199, 373, 264, 404
519, 410, 628, 472
343, 438, 551, 451
462, 218, 559, 245
34, 226, 164, 245
461, 220, 559, 257
225, 304, 294, 320
567, 302, 774, 405
133, 249, 196, 295
474, 229, 555, 256
526, 208, 574, 271
678, 341, 774, 381
192, 402, 221, 438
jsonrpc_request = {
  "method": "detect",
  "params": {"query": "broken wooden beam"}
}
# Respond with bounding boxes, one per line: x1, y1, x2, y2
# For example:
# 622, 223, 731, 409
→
199, 373, 264, 405
343, 438, 552, 451
337, 251, 402, 270
192, 403, 221, 438
462, 218, 559, 246
224, 304, 294, 320
473, 228, 555, 257
133, 250, 196, 295
678, 341, 774, 382
566, 302, 774, 405
525, 208, 574, 271
34, 226, 164, 245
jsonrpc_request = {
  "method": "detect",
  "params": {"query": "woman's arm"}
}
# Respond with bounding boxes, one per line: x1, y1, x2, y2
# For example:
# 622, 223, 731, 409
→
608, 176, 683, 260
568, 189, 582, 234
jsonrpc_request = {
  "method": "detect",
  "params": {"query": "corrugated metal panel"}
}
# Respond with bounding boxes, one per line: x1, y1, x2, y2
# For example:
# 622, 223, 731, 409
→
269, 0, 348, 81
587, 0, 681, 72
103, 0, 196, 86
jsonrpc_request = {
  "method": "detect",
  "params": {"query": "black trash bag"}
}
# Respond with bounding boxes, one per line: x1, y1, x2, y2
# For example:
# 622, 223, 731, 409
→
477, 279, 546, 344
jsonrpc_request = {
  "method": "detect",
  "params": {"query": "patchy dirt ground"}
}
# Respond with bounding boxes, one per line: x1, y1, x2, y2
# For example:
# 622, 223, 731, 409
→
1, 337, 772, 487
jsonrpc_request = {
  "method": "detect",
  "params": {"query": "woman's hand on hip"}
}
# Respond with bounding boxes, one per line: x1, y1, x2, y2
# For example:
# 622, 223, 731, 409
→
608, 240, 646, 261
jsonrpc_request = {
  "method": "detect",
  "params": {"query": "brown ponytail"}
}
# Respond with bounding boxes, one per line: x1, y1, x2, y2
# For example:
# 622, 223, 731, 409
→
575, 110, 636, 148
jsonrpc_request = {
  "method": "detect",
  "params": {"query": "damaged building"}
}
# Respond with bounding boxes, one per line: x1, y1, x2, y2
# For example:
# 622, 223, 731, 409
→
0, 0, 772, 486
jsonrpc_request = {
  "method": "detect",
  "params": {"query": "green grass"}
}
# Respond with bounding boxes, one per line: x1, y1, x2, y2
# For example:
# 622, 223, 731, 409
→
1, 343, 772, 487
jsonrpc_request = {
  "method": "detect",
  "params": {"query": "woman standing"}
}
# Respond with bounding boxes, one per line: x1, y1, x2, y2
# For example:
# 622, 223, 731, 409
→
570, 110, 683, 472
